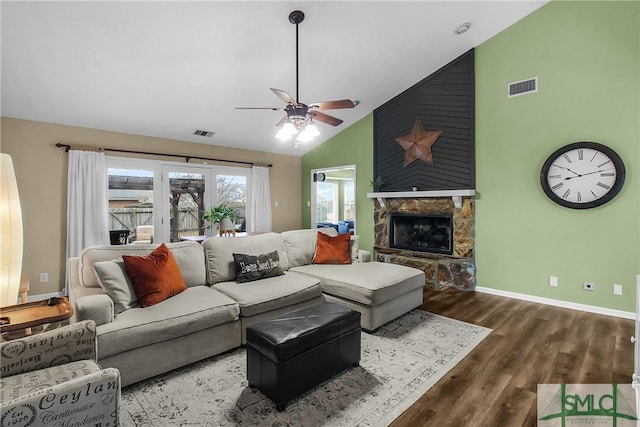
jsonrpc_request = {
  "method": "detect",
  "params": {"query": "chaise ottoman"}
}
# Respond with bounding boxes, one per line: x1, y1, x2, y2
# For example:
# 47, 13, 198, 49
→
290, 261, 425, 331
246, 302, 361, 411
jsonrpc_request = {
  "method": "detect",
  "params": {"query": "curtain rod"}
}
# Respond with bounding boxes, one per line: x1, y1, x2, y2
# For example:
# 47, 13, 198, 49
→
54, 143, 272, 168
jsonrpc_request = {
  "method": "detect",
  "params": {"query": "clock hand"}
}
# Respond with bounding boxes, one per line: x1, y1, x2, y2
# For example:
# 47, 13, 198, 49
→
564, 170, 607, 180
554, 165, 581, 176
579, 169, 609, 177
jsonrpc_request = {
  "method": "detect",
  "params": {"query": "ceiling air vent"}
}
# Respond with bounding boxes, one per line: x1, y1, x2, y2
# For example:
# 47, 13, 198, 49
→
193, 129, 215, 137
507, 77, 538, 98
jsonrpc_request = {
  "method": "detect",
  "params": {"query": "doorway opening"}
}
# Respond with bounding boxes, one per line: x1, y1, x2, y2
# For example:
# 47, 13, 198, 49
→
310, 165, 356, 235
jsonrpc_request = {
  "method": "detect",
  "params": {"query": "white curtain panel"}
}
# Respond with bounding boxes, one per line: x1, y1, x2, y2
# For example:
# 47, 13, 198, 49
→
250, 166, 272, 233
66, 150, 110, 259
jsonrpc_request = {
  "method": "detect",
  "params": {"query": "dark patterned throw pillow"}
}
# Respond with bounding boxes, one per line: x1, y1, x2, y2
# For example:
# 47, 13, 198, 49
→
233, 250, 284, 283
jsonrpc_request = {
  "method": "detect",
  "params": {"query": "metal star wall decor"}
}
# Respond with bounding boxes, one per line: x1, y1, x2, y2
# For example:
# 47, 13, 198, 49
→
394, 118, 444, 167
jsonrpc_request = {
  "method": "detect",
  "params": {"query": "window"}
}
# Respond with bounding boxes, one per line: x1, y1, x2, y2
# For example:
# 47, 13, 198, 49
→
107, 167, 155, 244
343, 180, 354, 221
166, 170, 208, 242
217, 174, 247, 232
107, 157, 252, 242
316, 181, 338, 222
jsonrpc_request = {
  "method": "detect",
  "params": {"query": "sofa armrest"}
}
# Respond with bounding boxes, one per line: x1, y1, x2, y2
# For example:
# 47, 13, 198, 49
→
0, 320, 97, 377
76, 295, 114, 326
68, 256, 81, 287
0, 368, 120, 425
357, 250, 371, 263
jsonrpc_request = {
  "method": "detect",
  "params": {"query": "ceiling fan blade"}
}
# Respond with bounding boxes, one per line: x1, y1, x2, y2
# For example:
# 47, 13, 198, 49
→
235, 107, 283, 110
311, 111, 343, 126
309, 99, 357, 110
270, 88, 297, 105
275, 115, 288, 127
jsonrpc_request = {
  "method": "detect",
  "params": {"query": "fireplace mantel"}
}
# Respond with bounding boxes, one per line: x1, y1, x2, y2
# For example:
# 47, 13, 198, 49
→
366, 189, 475, 209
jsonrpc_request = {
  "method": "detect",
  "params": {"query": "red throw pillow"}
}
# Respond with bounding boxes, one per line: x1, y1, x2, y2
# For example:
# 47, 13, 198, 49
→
312, 232, 352, 264
122, 243, 187, 307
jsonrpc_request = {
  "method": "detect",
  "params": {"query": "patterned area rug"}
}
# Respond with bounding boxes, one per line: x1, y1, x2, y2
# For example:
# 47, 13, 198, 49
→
120, 310, 491, 426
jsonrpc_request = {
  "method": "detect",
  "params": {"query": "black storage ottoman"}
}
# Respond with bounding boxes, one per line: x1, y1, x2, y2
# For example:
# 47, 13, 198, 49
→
246, 302, 361, 411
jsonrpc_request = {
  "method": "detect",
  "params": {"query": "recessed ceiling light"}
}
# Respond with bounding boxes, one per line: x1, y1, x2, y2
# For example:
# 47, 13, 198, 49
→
454, 22, 471, 35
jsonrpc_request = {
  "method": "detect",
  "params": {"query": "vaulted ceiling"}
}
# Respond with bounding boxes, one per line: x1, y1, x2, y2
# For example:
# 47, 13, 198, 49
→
1, 1, 547, 156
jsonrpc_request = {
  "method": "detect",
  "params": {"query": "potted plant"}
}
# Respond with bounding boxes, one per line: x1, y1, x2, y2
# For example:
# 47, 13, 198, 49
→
203, 204, 237, 232
369, 176, 385, 192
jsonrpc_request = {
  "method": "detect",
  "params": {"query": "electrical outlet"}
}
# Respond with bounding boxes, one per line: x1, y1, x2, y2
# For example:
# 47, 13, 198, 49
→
549, 276, 558, 287
583, 282, 595, 291
40, 272, 48, 283
614, 284, 622, 295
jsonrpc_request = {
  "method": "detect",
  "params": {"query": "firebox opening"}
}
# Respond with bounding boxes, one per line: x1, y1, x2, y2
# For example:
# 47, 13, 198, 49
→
389, 213, 453, 255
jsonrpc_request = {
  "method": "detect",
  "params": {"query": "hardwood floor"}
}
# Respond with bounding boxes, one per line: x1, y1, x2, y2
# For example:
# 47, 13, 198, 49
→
390, 290, 635, 427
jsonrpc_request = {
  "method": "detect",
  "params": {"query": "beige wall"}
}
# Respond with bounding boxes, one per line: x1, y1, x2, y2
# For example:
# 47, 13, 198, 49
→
1, 117, 302, 297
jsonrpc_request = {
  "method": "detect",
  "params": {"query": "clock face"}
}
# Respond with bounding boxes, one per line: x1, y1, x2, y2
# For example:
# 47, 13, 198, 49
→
540, 142, 625, 209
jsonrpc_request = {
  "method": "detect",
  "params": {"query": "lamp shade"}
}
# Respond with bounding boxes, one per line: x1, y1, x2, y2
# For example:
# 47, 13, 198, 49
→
275, 127, 293, 141
281, 122, 298, 135
0, 154, 23, 307
305, 122, 320, 137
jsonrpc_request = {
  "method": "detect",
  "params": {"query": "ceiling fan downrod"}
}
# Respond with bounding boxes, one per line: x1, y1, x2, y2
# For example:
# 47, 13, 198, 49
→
288, 10, 305, 105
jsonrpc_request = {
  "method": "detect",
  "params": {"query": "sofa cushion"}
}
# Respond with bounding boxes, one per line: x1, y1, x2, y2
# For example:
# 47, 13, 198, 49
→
122, 243, 187, 307
211, 271, 322, 317
281, 228, 337, 267
94, 260, 138, 314
312, 232, 352, 265
97, 286, 239, 358
203, 233, 290, 284
290, 262, 425, 306
79, 241, 205, 288
233, 251, 284, 283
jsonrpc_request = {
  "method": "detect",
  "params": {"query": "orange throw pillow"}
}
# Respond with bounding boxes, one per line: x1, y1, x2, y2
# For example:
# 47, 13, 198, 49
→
312, 232, 352, 264
122, 243, 187, 307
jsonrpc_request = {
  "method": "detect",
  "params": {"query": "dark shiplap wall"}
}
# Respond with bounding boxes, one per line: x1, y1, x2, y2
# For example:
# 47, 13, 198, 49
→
373, 50, 475, 191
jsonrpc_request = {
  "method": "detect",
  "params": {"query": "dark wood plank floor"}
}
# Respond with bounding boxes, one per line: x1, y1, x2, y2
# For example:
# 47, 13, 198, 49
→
390, 290, 635, 427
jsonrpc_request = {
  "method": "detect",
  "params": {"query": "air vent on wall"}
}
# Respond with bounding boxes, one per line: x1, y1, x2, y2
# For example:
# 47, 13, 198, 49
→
507, 77, 538, 98
193, 129, 215, 137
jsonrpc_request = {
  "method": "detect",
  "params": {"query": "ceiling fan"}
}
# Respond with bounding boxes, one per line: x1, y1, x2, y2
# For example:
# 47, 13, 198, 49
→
236, 10, 358, 146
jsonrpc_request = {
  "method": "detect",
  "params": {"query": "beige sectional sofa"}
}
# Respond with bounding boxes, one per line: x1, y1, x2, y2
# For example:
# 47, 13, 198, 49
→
69, 228, 425, 387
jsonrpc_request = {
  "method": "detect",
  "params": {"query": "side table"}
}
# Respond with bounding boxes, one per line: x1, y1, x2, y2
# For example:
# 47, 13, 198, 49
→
0, 297, 74, 340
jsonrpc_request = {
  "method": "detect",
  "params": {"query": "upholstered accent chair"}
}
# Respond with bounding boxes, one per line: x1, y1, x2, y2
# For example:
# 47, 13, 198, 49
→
0, 320, 121, 426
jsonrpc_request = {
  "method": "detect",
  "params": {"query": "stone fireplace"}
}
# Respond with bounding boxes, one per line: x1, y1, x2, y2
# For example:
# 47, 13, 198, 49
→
371, 193, 475, 291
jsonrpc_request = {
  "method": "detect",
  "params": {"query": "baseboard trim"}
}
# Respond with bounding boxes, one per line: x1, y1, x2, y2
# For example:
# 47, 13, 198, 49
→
475, 287, 634, 320
27, 291, 65, 303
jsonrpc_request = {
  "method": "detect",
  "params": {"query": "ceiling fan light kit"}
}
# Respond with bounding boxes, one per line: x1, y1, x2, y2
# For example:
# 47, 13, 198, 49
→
236, 10, 358, 148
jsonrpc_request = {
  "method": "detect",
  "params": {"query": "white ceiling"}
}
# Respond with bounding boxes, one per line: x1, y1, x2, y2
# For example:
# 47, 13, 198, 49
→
1, 1, 547, 156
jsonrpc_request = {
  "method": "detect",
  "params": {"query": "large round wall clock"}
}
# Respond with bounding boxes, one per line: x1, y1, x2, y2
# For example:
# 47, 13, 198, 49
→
540, 142, 625, 209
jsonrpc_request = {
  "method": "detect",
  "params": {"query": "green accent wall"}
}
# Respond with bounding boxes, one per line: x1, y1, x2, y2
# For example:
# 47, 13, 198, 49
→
301, 1, 639, 312
301, 114, 374, 253
475, 1, 639, 312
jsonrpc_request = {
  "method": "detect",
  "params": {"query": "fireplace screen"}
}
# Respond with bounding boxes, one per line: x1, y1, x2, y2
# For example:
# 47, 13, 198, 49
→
389, 213, 453, 255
